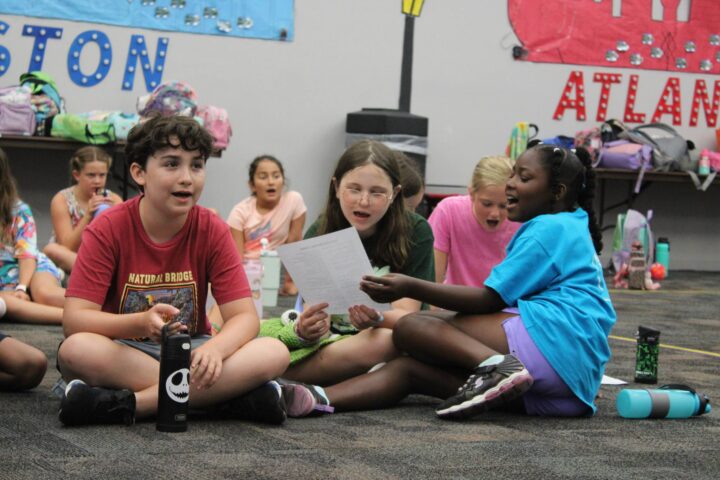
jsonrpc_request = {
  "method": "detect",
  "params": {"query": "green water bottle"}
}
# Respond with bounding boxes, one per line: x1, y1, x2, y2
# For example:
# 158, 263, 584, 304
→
634, 326, 660, 384
656, 238, 670, 278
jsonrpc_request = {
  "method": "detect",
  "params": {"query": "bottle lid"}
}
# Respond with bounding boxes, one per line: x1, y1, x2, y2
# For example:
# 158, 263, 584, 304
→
657, 237, 669, 245
637, 325, 661, 343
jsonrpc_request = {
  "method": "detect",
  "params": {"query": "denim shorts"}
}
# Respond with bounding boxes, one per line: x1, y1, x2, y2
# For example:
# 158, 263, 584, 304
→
502, 308, 590, 417
116, 335, 212, 361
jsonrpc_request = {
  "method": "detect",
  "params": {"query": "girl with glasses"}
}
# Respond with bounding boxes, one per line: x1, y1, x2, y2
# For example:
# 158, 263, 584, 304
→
260, 140, 435, 416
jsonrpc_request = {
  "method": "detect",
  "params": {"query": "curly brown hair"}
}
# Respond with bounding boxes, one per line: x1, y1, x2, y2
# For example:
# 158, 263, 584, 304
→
125, 115, 213, 170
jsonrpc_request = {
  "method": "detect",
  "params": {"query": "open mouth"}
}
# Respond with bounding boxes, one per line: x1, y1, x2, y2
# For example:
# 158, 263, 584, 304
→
172, 191, 192, 199
266, 188, 277, 194
506, 194, 519, 208
486, 219, 499, 228
353, 211, 371, 220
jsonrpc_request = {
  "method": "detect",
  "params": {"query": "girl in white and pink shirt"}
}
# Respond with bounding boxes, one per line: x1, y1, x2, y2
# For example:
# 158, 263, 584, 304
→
227, 155, 306, 291
429, 156, 520, 288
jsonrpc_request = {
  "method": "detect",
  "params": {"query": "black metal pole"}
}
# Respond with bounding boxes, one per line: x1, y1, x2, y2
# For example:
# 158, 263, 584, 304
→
399, 15, 414, 112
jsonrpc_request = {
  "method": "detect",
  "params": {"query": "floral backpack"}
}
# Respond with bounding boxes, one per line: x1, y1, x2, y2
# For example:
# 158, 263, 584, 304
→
137, 81, 198, 118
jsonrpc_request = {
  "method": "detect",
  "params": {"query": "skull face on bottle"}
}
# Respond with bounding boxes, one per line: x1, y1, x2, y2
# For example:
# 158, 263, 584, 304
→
165, 368, 190, 403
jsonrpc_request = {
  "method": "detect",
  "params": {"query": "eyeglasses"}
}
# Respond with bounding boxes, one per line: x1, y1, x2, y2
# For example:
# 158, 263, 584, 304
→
340, 186, 393, 206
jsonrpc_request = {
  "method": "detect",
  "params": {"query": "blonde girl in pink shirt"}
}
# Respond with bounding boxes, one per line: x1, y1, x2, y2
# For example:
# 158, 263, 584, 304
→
428, 156, 520, 288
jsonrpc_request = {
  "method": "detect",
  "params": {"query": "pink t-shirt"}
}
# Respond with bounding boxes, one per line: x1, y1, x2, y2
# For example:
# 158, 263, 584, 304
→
428, 194, 520, 288
227, 190, 307, 259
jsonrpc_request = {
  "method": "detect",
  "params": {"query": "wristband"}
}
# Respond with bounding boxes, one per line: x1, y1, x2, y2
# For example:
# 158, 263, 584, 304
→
373, 312, 385, 324
15, 284, 27, 293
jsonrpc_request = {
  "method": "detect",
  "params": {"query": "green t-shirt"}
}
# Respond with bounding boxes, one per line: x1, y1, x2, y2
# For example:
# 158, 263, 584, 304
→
303, 211, 435, 281
259, 211, 435, 365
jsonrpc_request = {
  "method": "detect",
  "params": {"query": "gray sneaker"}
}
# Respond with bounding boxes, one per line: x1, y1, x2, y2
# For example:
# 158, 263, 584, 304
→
436, 355, 533, 420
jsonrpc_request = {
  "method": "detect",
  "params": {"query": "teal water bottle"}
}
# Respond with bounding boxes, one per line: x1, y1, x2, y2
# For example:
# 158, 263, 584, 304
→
617, 385, 711, 419
655, 237, 670, 278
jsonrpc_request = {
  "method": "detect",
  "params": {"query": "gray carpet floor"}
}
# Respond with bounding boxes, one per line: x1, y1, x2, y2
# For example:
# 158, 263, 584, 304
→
1, 271, 718, 479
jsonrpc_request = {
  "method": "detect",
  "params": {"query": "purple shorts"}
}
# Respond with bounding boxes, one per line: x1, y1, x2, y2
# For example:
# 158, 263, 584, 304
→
502, 308, 590, 417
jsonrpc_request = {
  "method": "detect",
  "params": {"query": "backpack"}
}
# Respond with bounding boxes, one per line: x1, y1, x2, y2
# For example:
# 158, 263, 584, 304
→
50, 113, 116, 145
622, 123, 695, 172
611, 209, 654, 274
197, 105, 232, 150
19, 71, 64, 131
541, 135, 575, 149
0, 86, 36, 136
137, 81, 198, 118
574, 126, 602, 164
106, 112, 140, 140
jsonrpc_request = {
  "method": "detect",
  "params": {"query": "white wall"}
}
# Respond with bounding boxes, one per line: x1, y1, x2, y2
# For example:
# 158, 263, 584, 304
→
2, 1, 719, 270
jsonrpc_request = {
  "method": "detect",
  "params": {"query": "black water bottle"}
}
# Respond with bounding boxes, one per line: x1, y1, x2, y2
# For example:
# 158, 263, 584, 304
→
634, 326, 660, 384
157, 324, 191, 432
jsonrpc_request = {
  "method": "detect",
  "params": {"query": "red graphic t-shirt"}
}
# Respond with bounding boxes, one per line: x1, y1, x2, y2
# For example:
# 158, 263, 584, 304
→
67, 196, 250, 337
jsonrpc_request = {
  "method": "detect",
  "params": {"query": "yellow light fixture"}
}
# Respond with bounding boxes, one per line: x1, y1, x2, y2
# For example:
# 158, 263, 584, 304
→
402, 0, 425, 17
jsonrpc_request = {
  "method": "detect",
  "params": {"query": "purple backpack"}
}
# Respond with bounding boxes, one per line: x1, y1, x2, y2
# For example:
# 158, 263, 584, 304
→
0, 86, 36, 136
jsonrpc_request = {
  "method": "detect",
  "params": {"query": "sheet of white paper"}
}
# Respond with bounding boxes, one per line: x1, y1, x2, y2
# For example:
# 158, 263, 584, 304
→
277, 227, 389, 314
601, 375, 627, 385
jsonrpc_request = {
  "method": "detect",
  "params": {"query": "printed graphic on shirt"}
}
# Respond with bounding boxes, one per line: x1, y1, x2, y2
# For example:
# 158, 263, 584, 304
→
246, 222, 271, 253
121, 280, 199, 336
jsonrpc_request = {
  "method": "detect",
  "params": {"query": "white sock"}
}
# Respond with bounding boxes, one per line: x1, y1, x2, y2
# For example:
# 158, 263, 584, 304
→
0, 297, 6, 319
478, 354, 505, 368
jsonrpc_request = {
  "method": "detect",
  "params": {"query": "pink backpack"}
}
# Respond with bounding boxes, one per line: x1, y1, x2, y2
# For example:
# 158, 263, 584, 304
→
0, 86, 36, 136
197, 105, 232, 151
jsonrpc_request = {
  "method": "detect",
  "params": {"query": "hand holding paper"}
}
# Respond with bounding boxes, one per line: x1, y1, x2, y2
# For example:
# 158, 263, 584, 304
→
277, 228, 389, 314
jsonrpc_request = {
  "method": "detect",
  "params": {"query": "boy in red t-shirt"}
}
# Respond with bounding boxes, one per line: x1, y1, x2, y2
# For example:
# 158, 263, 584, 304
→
57, 116, 291, 426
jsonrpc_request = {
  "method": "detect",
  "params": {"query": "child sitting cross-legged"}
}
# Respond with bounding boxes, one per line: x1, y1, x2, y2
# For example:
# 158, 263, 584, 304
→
290, 145, 616, 419
56, 116, 291, 426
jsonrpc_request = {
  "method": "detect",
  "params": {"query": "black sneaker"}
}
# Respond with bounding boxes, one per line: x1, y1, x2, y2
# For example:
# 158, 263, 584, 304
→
59, 379, 136, 426
209, 380, 286, 425
278, 379, 335, 417
435, 355, 533, 420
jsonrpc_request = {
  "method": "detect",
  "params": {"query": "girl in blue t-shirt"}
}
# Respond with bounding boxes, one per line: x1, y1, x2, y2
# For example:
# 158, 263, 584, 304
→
308, 145, 616, 419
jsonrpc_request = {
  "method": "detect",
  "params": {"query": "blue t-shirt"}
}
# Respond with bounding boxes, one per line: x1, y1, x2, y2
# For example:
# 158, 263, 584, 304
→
485, 208, 616, 413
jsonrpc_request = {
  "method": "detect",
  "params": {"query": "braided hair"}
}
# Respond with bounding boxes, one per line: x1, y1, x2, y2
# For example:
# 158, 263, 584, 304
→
534, 145, 603, 254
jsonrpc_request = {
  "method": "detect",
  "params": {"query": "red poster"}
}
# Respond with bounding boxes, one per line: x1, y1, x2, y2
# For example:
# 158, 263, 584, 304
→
509, 0, 720, 75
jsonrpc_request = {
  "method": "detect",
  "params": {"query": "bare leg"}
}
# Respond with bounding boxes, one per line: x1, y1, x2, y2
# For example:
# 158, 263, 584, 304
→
393, 310, 513, 369
0, 336, 48, 391
29, 272, 66, 308
284, 327, 400, 386
324, 356, 466, 411
58, 333, 289, 419
43, 243, 76, 273
0, 292, 63, 325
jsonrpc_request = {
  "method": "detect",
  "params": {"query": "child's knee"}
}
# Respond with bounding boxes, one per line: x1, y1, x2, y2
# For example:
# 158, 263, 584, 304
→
392, 313, 428, 349
58, 333, 98, 375
357, 328, 398, 365
251, 336, 290, 376
14, 349, 47, 390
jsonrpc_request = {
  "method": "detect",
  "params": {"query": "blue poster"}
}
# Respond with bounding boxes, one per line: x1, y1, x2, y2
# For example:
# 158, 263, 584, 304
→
0, 0, 294, 41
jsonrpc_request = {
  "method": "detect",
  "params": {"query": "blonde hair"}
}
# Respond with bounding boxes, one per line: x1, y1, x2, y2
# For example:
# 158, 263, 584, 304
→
470, 155, 514, 193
